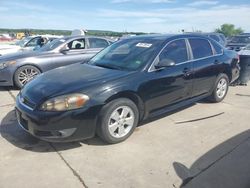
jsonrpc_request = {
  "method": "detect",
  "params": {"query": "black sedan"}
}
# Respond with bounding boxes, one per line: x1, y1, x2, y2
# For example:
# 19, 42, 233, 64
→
0, 36, 113, 88
16, 34, 240, 144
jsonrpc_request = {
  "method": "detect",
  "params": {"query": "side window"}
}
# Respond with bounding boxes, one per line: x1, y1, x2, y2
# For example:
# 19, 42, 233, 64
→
89, 38, 109, 48
25, 37, 40, 47
209, 35, 220, 42
68, 39, 85, 50
189, 38, 213, 59
210, 40, 223, 55
159, 39, 188, 64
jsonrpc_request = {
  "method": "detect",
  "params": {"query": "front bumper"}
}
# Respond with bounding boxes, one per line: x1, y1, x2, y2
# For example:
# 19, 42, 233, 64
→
15, 94, 101, 142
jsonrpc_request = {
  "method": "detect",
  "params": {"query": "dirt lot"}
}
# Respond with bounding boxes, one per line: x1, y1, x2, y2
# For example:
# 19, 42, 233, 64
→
0, 85, 250, 188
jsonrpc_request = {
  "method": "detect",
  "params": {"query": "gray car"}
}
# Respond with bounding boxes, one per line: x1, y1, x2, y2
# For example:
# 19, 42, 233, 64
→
0, 36, 113, 88
0, 35, 62, 56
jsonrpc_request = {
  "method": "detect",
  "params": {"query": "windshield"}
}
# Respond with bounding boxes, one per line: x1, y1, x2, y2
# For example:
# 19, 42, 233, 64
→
39, 38, 66, 52
88, 38, 164, 71
245, 44, 250, 50
230, 36, 250, 44
15, 36, 32, 47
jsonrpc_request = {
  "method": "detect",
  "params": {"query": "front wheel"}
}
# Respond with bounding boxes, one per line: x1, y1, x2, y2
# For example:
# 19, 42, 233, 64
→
14, 65, 41, 88
209, 74, 229, 103
97, 98, 139, 144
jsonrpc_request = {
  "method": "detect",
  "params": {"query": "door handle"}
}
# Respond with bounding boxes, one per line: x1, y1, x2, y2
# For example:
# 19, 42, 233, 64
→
183, 68, 191, 77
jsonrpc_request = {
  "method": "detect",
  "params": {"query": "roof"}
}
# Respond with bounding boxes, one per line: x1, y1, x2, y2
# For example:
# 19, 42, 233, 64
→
59, 35, 113, 41
121, 33, 211, 41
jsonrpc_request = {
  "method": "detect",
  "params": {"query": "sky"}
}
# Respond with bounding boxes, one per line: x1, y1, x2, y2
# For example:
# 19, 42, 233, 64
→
0, 0, 249, 33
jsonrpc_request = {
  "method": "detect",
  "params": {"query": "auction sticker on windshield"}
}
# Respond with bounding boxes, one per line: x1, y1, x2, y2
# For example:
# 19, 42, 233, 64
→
136, 43, 152, 48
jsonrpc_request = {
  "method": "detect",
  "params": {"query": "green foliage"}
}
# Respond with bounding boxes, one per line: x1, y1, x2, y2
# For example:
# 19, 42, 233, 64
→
215, 24, 244, 37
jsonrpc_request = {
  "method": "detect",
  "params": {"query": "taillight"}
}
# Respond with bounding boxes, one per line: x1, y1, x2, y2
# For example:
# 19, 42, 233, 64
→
237, 54, 240, 63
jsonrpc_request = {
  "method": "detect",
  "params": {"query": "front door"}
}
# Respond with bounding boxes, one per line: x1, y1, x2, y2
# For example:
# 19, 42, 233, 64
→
140, 39, 193, 113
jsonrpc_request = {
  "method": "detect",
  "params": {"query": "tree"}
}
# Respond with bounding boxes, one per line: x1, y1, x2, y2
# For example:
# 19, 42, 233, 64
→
215, 24, 244, 37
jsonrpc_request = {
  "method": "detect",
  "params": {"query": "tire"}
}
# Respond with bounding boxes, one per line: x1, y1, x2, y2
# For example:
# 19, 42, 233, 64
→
209, 73, 229, 103
14, 65, 41, 89
97, 98, 139, 144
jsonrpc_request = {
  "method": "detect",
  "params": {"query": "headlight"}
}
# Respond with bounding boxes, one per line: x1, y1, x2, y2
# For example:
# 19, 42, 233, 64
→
0, 61, 16, 70
40, 93, 89, 111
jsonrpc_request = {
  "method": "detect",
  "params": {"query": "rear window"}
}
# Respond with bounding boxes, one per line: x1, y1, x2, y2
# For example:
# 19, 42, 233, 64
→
189, 38, 213, 59
210, 40, 223, 55
209, 35, 220, 42
89, 38, 109, 48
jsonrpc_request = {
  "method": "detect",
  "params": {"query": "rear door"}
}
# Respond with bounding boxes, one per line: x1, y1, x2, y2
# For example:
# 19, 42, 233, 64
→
142, 39, 193, 112
188, 38, 219, 97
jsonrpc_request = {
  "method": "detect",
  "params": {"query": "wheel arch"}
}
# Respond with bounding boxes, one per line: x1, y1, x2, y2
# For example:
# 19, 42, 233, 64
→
221, 65, 232, 82
105, 91, 145, 121
13, 63, 43, 87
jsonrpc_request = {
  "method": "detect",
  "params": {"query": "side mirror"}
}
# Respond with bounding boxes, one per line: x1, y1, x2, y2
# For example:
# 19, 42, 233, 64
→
60, 45, 70, 53
155, 59, 176, 69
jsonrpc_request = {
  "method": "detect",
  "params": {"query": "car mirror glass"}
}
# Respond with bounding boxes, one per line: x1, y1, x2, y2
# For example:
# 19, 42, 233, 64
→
60, 45, 70, 53
155, 59, 176, 69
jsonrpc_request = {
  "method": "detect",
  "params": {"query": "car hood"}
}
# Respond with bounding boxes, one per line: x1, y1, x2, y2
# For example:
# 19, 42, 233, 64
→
21, 63, 133, 105
0, 50, 53, 62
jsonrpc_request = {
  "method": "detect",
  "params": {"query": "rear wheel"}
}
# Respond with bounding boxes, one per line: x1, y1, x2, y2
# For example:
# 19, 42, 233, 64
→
209, 74, 229, 103
97, 98, 139, 144
14, 65, 41, 88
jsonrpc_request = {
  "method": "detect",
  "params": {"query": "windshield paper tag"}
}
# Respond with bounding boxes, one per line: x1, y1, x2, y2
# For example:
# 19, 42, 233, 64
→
136, 43, 152, 48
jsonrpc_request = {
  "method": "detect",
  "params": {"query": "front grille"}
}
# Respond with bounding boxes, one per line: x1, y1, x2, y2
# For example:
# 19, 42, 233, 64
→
35, 130, 53, 137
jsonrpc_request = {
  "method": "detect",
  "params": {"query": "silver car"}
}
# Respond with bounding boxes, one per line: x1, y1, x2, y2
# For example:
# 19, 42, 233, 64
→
0, 35, 61, 56
0, 36, 113, 88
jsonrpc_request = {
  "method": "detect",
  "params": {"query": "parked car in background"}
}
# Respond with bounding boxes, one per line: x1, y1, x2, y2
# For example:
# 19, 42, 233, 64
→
205, 32, 227, 46
0, 36, 113, 88
185, 32, 227, 46
0, 34, 13, 42
0, 35, 61, 56
226, 34, 250, 51
239, 33, 250, 36
16, 34, 240, 144
238, 44, 250, 55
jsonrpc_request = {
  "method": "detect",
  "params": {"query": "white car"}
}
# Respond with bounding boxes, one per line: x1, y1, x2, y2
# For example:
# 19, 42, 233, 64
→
0, 35, 62, 56
238, 44, 250, 55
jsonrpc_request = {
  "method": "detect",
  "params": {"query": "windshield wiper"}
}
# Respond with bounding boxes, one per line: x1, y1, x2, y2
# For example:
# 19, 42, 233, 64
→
94, 63, 122, 70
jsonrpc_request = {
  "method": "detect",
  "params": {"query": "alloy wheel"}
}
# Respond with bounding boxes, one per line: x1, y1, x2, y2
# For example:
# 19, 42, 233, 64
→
18, 68, 40, 86
108, 106, 135, 138
216, 78, 227, 99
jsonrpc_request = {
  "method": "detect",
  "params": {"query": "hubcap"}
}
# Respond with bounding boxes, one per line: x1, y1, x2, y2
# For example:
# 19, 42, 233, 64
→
216, 78, 227, 99
108, 106, 135, 138
18, 68, 39, 86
